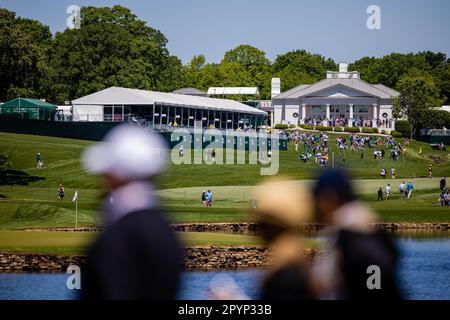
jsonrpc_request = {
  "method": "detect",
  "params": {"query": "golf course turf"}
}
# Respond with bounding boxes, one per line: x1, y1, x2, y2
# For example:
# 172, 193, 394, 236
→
0, 131, 449, 252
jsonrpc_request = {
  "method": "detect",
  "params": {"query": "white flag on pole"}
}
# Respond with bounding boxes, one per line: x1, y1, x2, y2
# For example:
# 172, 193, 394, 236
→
72, 190, 78, 202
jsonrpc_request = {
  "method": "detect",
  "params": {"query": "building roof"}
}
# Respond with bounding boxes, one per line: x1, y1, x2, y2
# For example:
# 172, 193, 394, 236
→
72, 87, 267, 116
434, 105, 450, 113
207, 87, 260, 95
273, 78, 399, 100
172, 88, 207, 96
0, 98, 57, 109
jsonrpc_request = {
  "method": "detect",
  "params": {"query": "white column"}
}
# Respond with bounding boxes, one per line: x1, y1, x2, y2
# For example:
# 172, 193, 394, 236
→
326, 104, 331, 126
372, 104, 378, 128
301, 104, 306, 124
348, 104, 354, 127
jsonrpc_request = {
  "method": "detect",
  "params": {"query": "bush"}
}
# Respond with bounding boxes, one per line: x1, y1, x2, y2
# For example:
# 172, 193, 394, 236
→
288, 124, 296, 128
274, 124, 288, 130
381, 130, 386, 134
395, 120, 411, 137
344, 127, 360, 133
333, 126, 343, 132
362, 128, 379, 134
390, 130, 403, 138
372, 128, 379, 134
315, 125, 333, 132
300, 124, 315, 130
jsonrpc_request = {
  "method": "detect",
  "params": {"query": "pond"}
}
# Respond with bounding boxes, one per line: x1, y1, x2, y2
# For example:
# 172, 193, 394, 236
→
0, 234, 449, 300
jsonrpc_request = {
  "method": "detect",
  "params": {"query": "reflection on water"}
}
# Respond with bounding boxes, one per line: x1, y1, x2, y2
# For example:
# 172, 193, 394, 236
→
0, 234, 449, 300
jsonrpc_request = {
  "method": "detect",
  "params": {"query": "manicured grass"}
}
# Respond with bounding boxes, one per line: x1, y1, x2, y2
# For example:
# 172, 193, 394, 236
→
0, 230, 324, 255
0, 132, 449, 230
0, 231, 268, 255
0, 231, 96, 255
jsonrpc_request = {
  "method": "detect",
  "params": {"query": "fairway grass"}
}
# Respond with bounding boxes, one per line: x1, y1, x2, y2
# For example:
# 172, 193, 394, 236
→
0, 132, 449, 230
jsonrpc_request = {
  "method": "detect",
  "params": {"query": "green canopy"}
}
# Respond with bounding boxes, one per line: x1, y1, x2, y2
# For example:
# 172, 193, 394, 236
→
0, 98, 57, 120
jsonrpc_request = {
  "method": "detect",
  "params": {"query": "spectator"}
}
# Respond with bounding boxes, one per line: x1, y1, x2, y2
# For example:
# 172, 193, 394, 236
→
377, 187, 383, 201
253, 180, 316, 300
399, 182, 406, 199
312, 169, 403, 299
385, 184, 391, 200
57, 184, 64, 201
391, 167, 396, 179
206, 189, 213, 207
81, 125, 181, 300
440, 177, 446, 191
201, 190, 207, 207
440, 190, 446, 206
407, 181, 414, 198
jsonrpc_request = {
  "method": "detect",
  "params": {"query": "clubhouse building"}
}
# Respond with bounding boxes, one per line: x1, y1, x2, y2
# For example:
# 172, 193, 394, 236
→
271, 63, 399, 131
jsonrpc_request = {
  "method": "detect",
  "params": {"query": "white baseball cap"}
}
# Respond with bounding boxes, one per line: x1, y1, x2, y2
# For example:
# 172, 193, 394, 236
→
82, 124, 167, 180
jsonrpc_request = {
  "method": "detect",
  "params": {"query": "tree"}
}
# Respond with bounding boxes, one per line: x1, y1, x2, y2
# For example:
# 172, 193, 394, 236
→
0, 9, 52, 101
47, 5, 175, 103
222, 45, 270, 68
393, 70, 444, 138
272, 50, 337, 91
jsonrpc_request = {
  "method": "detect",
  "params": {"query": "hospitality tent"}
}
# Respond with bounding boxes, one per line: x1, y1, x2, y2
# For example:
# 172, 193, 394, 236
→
0, 98, 57, 120
72, 87, 267, 129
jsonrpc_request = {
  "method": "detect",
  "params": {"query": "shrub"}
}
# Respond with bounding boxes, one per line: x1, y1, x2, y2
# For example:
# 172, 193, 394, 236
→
390, 130, 403, 138
315, 125, 333, 132
381, 130, 386, 134
333, 126, 343, 132
344, 127, 360, 133
362, 128, 378, 134
395, 120, 411, 137
301, 124, 315, 130
372, 128, 379, 134
288, 124, 296, 128
274, 124, 288, 130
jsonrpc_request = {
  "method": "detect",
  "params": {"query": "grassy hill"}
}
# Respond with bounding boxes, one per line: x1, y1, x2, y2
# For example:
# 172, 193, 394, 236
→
0, 131, 449, 229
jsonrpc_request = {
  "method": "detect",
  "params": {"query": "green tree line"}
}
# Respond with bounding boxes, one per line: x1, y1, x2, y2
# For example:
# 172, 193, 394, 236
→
1, 5, 449, 133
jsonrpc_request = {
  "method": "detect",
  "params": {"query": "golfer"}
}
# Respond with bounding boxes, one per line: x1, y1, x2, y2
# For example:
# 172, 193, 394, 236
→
81, 125, 181, 300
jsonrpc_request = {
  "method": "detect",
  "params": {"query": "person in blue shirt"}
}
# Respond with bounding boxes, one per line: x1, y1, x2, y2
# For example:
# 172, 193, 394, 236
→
206, 189, 213, 207
406, 181, 414, 198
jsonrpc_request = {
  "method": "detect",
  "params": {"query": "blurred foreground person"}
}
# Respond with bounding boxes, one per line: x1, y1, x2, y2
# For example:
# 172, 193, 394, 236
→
81, 125, 181, 300
312, 169, 402, 300
253, 179, 316, 300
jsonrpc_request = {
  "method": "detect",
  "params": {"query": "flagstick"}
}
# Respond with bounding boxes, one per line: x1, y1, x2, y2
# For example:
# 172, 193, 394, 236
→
75, 199, 78, 230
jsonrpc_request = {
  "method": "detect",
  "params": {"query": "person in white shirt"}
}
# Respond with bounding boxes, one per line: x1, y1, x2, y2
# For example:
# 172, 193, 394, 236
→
385, 184, 392, 200
399, 182, 406, 198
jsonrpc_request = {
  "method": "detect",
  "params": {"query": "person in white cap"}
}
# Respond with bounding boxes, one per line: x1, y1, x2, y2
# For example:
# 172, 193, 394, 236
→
81, 124, 181, 300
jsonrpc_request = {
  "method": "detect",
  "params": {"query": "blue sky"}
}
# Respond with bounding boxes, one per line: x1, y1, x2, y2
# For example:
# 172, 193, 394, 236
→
1, 0, 449, 64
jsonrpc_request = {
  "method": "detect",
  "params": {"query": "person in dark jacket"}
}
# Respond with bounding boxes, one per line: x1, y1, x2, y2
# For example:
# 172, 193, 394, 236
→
252, 179, 317, 300
312, 169, 403, 300
81, 125, 181, 300
440, 177, 446, 191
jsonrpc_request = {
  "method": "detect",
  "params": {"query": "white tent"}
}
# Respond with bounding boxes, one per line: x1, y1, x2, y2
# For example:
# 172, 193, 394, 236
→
72, 104, 103, 121
207, 87, 260, 95
71, 87, 266, 122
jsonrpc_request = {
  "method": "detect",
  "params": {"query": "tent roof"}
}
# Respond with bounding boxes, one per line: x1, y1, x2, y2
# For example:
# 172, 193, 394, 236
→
207, 87, 260, 95
72, 87, 267, 115
172, 88, 207, 96
1, 98, 57, 109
